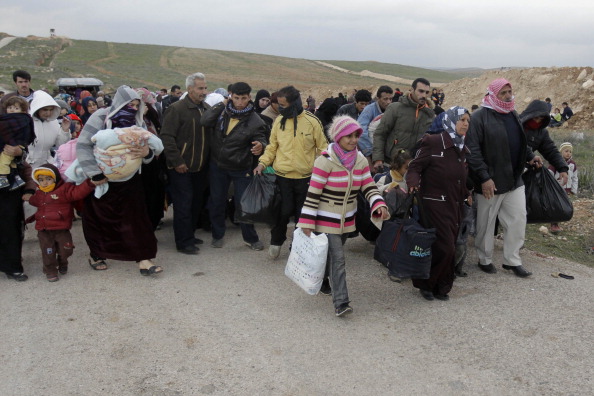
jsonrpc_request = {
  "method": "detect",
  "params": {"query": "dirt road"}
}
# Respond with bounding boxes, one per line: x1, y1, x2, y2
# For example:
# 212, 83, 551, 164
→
1, 214, 592, 395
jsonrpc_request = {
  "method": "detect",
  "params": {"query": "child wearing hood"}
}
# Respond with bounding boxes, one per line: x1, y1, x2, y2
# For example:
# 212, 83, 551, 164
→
28, 91, 71, 167
27, 164, 95, 281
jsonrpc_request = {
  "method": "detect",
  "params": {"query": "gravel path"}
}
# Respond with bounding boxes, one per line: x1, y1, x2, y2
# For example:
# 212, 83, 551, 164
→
2, 213, 592, 395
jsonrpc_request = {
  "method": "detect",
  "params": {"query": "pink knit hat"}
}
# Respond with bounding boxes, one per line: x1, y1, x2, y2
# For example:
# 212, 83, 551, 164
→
329, 116, 362, 143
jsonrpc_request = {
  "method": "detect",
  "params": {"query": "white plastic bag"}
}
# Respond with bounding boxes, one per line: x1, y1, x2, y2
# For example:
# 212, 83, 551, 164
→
285, 228, 329, 295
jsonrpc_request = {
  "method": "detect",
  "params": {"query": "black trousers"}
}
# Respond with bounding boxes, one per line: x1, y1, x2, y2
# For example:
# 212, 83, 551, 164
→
270, 176, 310, 246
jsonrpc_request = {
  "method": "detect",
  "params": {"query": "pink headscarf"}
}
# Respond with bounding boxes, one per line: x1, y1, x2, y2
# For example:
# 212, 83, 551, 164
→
481, 78, 515, 114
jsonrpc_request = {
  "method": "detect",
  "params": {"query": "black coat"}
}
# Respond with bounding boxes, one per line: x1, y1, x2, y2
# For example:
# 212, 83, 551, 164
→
201, 102, 268, 171
466, 107, 535, 195
520, 100, 568, 173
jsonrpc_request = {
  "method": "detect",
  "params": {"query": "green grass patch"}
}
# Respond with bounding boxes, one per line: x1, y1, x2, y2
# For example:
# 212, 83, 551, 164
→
524, 223, 593, 267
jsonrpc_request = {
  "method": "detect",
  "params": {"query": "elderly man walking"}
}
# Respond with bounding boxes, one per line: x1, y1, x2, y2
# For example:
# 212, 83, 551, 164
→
160, 73, 210, 255
466, 78, 542, 277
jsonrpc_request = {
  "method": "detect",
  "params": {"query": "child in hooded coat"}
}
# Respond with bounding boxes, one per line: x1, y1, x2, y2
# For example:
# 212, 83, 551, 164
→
27, 163, 95, 281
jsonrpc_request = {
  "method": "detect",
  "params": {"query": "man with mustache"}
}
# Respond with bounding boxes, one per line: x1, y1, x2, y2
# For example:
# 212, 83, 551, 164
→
372, 78, 435, 173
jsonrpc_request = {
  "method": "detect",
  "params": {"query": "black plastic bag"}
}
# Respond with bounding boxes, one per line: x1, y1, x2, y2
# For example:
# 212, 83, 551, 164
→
237, 174, 280, 226
523, 166, 573, 223
355, 192, 380, 241
374, 192, 436, 279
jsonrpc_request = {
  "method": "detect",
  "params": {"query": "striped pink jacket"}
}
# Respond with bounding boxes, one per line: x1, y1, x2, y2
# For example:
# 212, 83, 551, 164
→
297, 146, 386, 235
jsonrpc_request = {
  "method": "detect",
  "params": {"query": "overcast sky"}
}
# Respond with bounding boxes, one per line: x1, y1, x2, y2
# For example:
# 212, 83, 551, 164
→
1, 0, 592, 69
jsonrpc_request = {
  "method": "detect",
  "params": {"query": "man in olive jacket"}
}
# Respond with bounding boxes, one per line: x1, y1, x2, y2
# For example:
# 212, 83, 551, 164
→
201, 82, 268, 251
160, 73, 210, 255
372, 78, 434, 172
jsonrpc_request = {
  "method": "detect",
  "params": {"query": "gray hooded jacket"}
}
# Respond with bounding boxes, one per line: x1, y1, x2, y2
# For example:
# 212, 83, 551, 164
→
76, 86, 147, 177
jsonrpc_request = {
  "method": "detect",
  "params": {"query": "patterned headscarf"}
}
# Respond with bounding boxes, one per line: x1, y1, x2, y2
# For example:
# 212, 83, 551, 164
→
481, 78, 515, 114
442, 106, 469, 150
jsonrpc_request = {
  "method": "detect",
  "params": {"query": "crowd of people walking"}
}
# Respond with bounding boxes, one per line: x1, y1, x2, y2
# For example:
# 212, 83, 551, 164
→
0, 69, 578, 317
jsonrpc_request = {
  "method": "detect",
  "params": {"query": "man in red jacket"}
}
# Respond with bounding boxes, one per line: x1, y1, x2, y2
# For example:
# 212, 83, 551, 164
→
27, 164, 95, 281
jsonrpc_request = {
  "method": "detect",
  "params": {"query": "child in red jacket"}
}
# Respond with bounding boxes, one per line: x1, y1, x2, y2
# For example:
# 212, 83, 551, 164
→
27, 163, 94, 281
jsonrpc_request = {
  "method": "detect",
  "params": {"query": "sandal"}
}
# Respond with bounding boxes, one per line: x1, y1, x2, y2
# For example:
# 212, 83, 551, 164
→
140, 265, 163, 276
46, 275, 59, 282
89, 258, 108, 271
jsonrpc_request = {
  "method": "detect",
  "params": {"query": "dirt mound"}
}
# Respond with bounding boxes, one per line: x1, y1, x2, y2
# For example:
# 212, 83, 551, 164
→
302, 67, 594, 131
442, 67, 594, 130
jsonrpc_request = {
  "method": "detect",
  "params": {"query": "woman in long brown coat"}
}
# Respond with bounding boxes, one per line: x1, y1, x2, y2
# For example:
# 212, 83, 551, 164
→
406, 106, 472, 301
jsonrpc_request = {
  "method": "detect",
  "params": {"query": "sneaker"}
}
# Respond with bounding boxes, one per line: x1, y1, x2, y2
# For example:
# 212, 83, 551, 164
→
319, 279, 332, 295
8, 175, 25, 191
211, 238, 224, 248
244, 240, 264, 251
335, 303, 353, 317
269, 245, 281, 259
0, 175, 9, 189
6, 272, 28, 281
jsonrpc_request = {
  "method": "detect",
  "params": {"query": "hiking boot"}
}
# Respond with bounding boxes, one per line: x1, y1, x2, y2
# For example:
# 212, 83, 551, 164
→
269, 245, 281, 259
211, 238, 224, 248
335, 304, 353, 317
244, 240, 264, 251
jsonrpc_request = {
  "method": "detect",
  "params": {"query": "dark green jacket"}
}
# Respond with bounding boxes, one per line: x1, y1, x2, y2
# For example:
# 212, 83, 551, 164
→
372, 94, 434, 162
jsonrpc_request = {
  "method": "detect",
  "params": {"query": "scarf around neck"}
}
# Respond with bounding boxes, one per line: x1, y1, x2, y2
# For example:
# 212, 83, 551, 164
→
218, 101, 254, 132
279, 96, 304, 133
331, 142, 357, 171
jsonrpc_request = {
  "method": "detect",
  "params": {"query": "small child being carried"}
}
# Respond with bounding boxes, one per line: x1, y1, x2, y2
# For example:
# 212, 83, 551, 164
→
0, 96, 36, 189
26, 164, 95, 281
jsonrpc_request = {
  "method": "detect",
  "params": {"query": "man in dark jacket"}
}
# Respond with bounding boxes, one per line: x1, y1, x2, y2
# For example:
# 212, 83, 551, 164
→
160, 73, 210, 254
466, 78, 542, 277
201, 82, 268, 251
336, 89, 371, 120
520, 100, 568, 186
372, 78, 435, 172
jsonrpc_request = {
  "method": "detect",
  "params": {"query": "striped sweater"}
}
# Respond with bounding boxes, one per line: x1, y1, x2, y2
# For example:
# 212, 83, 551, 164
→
297, 145, 387, 234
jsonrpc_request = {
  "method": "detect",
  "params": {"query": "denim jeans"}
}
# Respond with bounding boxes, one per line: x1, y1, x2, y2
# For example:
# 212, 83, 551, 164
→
208, 161, 259, 244
326, 233, 349, 309
167, 168, 208, 249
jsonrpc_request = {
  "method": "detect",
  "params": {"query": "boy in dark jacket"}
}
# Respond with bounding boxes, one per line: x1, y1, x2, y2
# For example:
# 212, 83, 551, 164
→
27, 164, 94, 281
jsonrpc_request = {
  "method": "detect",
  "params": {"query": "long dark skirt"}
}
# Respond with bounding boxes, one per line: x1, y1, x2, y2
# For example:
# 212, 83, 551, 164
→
0, 188, 25, 274
412, 200, 460, 296
82, 173, 157, 261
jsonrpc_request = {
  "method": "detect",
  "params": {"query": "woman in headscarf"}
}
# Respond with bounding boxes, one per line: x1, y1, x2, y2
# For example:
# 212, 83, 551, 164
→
405, 106, 472, 301
136, 87, 166, 230
254, 89, 270, 114
76, 85, 163, 276
80, 96, 98, 124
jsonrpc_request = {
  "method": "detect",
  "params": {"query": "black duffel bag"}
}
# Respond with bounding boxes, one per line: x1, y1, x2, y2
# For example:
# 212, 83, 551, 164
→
237, 174, 280, 226
523, 166, 573, 223
374, 192, 436, 279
